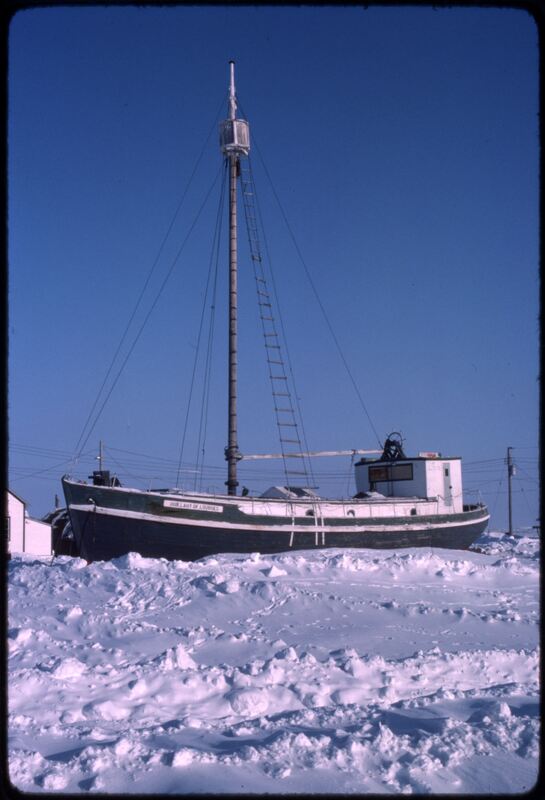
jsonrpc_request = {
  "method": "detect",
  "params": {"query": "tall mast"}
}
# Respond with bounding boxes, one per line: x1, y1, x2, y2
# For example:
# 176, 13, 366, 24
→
220, 61, 250, 495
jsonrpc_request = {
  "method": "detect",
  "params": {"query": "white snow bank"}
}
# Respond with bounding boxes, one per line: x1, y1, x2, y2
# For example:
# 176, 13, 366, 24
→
8, 531, 540, 793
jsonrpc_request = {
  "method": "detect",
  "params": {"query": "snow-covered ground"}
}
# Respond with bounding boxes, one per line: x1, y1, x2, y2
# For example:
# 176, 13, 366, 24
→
8, 531, 540, 794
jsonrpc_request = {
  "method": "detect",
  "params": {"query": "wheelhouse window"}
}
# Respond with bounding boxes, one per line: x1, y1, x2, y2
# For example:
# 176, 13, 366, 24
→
369, 465, 389, 482
369, 463, 413, 483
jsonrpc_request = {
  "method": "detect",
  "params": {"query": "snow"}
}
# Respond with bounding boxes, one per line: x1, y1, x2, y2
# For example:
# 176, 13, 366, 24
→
8, 530, 539, 793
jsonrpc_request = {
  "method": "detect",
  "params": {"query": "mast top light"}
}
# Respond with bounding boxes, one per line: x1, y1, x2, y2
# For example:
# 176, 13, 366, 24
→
220, 61, 250, 156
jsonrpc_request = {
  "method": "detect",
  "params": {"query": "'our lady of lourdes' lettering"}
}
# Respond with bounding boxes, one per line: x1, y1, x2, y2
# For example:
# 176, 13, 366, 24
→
163, 500, 223, 513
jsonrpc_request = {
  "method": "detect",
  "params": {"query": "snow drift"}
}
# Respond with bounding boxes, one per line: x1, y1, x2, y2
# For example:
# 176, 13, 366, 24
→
8, 531, 539, 793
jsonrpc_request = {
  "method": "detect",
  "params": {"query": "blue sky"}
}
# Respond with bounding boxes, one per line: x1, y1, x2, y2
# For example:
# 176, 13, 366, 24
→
8, 5, 539, 531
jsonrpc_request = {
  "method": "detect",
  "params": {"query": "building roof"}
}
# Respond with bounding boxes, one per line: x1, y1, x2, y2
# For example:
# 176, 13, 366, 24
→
6, 488, 27, 506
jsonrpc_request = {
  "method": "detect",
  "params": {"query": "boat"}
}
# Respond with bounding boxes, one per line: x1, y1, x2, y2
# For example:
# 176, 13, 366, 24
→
61, 62, 490, 562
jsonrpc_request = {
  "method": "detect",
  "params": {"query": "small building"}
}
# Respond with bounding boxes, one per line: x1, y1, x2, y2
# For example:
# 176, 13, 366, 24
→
5, 489, 52, 556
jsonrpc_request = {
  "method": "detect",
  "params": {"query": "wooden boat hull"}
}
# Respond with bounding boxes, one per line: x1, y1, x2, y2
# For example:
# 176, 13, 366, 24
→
62, 477, 489, 562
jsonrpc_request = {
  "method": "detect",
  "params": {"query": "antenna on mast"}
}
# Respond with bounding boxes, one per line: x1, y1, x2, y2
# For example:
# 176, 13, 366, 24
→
228, 59, 236, 120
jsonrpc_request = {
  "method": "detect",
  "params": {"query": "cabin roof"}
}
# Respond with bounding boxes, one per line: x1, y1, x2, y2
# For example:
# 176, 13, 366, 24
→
355, 456, 461, 466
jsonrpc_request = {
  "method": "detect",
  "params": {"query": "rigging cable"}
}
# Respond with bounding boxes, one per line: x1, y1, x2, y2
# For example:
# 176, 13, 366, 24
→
72, 96, 226, 463
102, 446, 150, 488
195, 207, 223, 491
170, 160, 227, 488
246, 155, 316, 489
175, 159, 227, 486
241, 113, 382, 450
76, 163, 225, 458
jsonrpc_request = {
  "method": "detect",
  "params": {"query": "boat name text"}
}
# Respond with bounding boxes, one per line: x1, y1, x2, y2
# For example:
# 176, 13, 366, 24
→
163, 500, 224, 513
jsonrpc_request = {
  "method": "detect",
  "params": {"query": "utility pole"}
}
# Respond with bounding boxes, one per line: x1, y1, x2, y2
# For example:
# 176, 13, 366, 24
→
507, 446, 515, 535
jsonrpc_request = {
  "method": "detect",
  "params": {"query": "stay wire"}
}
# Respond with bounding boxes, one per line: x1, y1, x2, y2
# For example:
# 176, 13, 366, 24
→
241, 109, 382, 450
175, 159, 228, 486
193, 165, 226, 489
78, 163, 225, 458
73, 95, 226, 462
247, 155, 316, 489
195, 284, 219, 491
197, 219, 223, 491
258, 151, 382, 448
103, 446, 148, 487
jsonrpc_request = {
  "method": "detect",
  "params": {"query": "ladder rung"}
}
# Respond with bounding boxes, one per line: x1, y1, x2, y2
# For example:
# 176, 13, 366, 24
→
267, 359, 283, 365
275, 407, 294, 413
278, 422, 297, 427
270, 375, 288, 380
